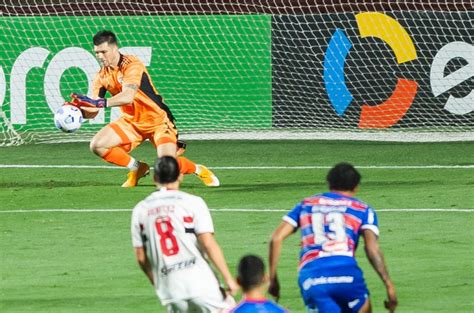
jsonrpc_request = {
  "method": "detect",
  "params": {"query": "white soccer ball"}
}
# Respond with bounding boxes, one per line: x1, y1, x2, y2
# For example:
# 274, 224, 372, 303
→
54, 105, 83, 133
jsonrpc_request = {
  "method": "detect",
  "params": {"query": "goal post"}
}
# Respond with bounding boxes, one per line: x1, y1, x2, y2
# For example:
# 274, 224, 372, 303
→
0, 1, 472, 145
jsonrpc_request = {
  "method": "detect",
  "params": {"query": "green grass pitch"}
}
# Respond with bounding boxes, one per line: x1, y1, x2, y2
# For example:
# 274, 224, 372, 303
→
0, 140, 473, 312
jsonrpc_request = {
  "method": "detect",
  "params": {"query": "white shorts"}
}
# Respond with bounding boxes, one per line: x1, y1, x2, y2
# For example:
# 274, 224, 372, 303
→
166, 294, 235, 313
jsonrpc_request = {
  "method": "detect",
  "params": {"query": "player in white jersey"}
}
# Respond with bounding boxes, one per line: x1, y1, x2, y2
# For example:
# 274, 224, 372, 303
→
131, 156, 238, 312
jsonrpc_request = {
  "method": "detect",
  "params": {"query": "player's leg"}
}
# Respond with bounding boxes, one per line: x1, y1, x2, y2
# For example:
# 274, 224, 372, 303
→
90, 119, 149, 187
156, 141, 177, 157
193, 162, 220, 187
186, 289, 234, 312
155, 139, 198, 175
153, 121, 220, 187
183, 300, 209, 313
166, 300, 189, 313
176, 140, 187, 156
166, 139, 220, 187
299, 266, 343, 313
357, 298, 372, 313
155, 136, 196, 174
331, 264, 370, 313
89, 124, 123, 158
302, 286, 341, 313
157, 143, 220, 187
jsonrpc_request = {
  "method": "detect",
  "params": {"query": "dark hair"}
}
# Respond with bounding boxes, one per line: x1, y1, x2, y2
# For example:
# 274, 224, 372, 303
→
93, 30, 118, 46
154, 156, 180, 184
326, 162, 361, 191
237, 255, 265, 292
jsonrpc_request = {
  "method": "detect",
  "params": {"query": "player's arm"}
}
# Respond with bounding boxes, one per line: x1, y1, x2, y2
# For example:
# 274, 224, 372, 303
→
65, 74, 104, 119
71, 61, 142, 108
134, 247, 154, 285
131, 206, 154, 286
104, 83, 139, 107
197, 232, 239, 296
268, 221, 295, 301
70, 83, 138, 109
362, 229, 397, 312
106, 60, 142, 107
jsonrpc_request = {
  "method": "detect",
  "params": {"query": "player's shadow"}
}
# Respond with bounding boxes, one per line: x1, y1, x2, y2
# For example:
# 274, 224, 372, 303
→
199, 181, 324, 192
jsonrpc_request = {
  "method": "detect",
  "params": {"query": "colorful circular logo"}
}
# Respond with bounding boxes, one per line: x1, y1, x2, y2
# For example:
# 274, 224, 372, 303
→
323, 12, 418, 128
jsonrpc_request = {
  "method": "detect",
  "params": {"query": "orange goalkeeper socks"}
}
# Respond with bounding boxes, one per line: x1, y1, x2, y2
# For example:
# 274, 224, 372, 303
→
177, 157, 197, 174
102, 147, 132, 168
102, 149, 195, 173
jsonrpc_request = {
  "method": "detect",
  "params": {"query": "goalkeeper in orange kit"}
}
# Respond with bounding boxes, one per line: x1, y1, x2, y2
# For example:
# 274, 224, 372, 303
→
67, 30, 219, 188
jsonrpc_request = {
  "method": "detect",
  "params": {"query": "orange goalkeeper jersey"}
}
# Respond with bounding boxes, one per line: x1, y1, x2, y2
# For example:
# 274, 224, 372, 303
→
92, 54, 175, 132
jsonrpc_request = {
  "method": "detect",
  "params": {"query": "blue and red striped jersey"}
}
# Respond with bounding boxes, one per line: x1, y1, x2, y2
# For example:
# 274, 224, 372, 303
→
284, 192, 379, 270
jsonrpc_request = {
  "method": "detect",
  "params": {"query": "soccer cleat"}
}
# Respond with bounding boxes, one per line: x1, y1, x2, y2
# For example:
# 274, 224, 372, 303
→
121, 162, 150, 188
196, 164, 220, 187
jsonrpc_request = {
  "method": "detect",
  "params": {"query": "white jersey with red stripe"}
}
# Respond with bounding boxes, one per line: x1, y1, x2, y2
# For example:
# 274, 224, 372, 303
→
131, 188, 223, 305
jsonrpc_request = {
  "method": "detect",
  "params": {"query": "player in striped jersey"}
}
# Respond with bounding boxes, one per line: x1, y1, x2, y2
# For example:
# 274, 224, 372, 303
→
269, 163, 397, 313
69, 30, 219, 188
131, 156, 237, 312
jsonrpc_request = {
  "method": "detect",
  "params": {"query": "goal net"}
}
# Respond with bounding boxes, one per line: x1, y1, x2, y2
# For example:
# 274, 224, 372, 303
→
0, 0, 472, 145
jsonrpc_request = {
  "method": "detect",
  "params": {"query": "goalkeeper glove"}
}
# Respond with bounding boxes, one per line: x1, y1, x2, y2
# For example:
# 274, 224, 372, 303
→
71, 93, 107, 108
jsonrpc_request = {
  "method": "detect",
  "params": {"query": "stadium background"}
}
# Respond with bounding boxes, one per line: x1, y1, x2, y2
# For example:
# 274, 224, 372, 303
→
0, 0, 472, 141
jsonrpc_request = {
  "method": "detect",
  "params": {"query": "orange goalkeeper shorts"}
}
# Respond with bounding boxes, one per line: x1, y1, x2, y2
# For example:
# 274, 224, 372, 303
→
108, 117, 178, 152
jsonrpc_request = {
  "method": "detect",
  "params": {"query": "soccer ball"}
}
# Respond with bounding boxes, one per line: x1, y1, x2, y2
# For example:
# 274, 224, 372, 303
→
54, 105, 83, 133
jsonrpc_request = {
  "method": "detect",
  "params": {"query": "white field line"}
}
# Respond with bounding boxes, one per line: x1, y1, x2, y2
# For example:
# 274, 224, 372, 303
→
0, 164, 473, 170
0, 208, 472, 214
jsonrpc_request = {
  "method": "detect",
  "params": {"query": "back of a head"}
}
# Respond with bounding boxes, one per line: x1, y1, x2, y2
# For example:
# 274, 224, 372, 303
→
154, 156, 180, 185
327, 162, 361, 192
93, 30, 118, 46
237, 255, 265, 292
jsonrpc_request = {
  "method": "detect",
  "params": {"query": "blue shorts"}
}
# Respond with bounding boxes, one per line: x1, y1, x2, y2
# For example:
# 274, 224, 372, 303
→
298, 258, 369, 313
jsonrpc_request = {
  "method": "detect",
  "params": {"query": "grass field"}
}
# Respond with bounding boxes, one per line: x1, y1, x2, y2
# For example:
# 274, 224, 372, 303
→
0, 140, 473, 312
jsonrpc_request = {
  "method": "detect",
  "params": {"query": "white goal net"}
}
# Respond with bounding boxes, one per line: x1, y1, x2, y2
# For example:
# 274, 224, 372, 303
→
0, 0, 472, 145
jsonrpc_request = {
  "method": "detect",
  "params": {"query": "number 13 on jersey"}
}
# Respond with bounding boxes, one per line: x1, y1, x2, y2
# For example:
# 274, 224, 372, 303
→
312, 212, 349, 253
